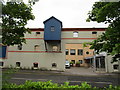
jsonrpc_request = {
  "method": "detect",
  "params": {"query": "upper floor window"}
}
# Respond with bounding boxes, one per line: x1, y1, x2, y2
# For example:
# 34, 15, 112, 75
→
18, 44, 22, 50
51, 26, 55, 31
70, 49, 76, 55
73, 32, 78, 37
34, 45, 40, 50
78, 49, 83, 55
92, 31, 97, 34
36, 32, 40, 36
65, 49, 69, 55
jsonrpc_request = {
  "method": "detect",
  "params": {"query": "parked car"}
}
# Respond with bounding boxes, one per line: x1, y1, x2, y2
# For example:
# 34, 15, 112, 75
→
65, 61, 70, 69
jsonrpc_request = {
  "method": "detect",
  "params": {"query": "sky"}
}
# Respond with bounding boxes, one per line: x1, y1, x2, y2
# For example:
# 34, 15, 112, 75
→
11, 0, 109, 28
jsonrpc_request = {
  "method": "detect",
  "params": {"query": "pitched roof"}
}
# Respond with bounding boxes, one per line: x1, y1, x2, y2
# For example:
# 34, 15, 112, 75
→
43, 16, 62, 27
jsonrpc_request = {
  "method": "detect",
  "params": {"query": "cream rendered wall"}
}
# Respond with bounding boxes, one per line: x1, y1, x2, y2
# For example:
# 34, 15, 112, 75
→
4, 29, 105, 71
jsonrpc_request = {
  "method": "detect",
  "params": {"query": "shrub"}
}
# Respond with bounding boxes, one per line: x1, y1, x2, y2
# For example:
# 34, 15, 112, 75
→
3, 80, 120, 89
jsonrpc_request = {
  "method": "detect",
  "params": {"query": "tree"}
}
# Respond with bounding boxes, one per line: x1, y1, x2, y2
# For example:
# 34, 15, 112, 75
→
2, 2, 35, 46
87, 2, 120, 62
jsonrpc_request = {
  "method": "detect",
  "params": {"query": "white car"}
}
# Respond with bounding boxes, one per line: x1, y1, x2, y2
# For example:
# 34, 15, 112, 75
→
65, 61, 70, 69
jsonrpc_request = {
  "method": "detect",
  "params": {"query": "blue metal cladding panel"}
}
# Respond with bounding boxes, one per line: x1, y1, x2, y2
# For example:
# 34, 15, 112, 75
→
44, 18, 62, 40
0, 46, 7, 58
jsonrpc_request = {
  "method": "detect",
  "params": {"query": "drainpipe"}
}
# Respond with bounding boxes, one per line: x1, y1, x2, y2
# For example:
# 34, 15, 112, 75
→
93, 51, 96, 72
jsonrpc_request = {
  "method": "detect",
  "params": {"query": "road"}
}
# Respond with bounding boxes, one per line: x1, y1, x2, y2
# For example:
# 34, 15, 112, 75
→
2, 69, 120, 88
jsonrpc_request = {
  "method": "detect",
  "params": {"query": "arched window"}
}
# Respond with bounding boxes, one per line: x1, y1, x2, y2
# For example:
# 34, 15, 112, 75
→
73, 31, 78, 37
36, 32, 40, 36
18, 44, 22, 50
52, 63, 57, 67
52, 46, 58, 51
33, 62, 38, 67
16, 62, 21, 67
34, 45, 40, 50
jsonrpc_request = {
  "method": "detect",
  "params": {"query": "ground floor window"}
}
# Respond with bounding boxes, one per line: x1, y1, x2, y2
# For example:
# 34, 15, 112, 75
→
52, 63, 57, 67
79, 60, 83, 64
33, 62, 38, 67
113, 64, 119, 69
71, 60, 75, 64
16, 62, 20, 67
0, 62, 4, 66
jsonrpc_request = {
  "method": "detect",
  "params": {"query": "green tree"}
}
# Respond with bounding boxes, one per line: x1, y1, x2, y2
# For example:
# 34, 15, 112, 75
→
87, 2, 120, 62
2, 2, 35, 46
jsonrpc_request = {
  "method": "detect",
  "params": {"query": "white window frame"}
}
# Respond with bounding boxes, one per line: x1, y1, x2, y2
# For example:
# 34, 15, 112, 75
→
73, 31, 78, 37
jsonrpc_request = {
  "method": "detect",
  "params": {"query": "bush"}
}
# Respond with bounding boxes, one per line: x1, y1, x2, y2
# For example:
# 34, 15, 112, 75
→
2, 80, 120, 89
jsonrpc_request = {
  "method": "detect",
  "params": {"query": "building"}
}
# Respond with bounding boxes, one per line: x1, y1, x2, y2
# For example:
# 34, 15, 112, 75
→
1, 16, 119, 72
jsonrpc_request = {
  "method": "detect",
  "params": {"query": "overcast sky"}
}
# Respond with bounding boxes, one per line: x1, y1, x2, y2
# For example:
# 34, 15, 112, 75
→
25, 0, 108, 28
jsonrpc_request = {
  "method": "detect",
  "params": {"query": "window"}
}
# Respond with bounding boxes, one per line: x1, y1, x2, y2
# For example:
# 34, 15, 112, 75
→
18, 44, 22, 50
70, 49, 76, 55
78, 49, 83, 55
33, 62, 38, 67
52, 46, 58, 51
71, 60, 75, 64
92, 31, 97, 34
86, 51, 89, 55
73, 32, 78, 37
52, 63, 57, 67
34, 45, 40, 50
65, 49, 69, 55
16, 62, 20, 67
113, 64, 119, 69
36, 32, 40, 36
0, 62, 4, 66
51, 26, 55, 31
79, 60, 83, 64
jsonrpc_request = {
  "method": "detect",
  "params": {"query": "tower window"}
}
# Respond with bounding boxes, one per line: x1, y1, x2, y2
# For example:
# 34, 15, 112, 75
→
51, 26, 55, 31
52, 46, 58, 51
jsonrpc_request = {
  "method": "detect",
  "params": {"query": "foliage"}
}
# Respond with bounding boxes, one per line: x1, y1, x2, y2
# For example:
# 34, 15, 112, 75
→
70, 61, 74, 64
87, 2, 120, 62
2, 2, 35, 46
76, 61, 80, 64
2, 80, 120, 89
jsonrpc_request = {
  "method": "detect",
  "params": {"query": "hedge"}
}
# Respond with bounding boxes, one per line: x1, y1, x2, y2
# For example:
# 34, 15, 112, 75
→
2, 80, 120, 90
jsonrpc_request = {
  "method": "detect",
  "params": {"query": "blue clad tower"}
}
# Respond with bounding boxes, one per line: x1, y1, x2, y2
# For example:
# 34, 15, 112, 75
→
43, 16, 62, 51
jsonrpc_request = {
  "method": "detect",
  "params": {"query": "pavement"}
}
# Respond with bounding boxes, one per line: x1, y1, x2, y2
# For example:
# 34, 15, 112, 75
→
3, 67, 119, 76
63, 67, 119, 76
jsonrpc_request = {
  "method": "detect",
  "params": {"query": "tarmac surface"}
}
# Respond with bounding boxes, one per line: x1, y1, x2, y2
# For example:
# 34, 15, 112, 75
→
2, 67, 120, 88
